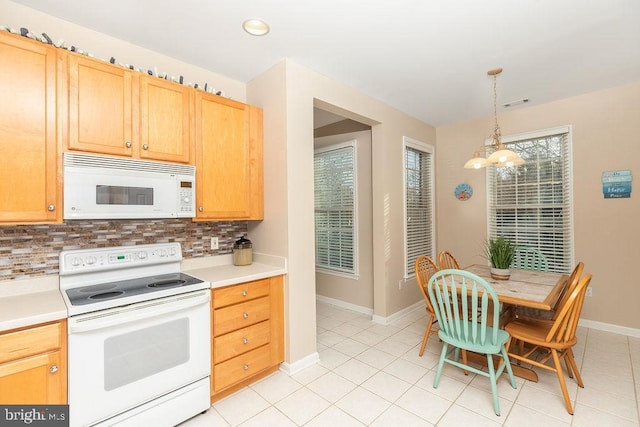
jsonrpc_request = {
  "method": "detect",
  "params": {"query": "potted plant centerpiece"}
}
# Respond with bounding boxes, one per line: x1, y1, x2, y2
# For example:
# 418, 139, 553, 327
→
483, 236, 516, 280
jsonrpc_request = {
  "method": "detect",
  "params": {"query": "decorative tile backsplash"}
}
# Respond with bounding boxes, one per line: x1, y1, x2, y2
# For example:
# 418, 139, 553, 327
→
0, 219, 247, 280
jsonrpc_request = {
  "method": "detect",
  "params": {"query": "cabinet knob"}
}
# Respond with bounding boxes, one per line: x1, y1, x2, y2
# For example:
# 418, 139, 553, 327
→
50, 365, 58, 374
242, 290, 248, 297
242, 338, 249, 344
142, 143, 149, 150
243, 364, 250, 371
125, 141, 132, 148
47, 204, 55, 212
198, 206, 203, 212
242, 312, 249, 319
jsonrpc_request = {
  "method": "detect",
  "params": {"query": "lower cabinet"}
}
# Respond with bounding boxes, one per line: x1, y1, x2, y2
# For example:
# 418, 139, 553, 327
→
210, 276, 284, 402
0, 320, 67, 404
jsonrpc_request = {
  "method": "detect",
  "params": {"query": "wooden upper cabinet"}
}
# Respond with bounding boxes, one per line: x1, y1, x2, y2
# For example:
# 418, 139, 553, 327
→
195, 93, 263, 220
0, 32, 60, 224
67, 53, 193, 164
139, 75, 192, 163
68, 54, 134, 157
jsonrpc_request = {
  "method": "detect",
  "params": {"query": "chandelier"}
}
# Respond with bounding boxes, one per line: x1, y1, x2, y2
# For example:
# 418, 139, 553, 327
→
464, 68, 524, 169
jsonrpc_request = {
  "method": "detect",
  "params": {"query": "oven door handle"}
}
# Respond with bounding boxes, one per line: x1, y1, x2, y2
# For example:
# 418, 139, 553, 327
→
68, 290, 210, 334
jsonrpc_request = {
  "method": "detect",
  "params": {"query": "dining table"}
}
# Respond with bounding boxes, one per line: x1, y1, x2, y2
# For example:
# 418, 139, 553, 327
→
461, 264, 568, 382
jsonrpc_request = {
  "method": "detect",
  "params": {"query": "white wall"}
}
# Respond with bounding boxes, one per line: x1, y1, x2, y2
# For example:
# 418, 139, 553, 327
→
248, 60, 435, 365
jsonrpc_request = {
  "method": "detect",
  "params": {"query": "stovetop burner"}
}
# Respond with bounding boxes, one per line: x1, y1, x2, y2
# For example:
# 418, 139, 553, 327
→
148, 279, 187, 288
66, 272, 204, 307
89, 291, 125, 300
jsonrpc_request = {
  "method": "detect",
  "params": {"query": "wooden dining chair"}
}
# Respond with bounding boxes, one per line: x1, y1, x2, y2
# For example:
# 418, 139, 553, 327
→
414, 255, 439, 356
511, 246, 549, 271
517, 262, 585, 322
437, 250, 460, 270
428, 269, 517, 416
505, 273, 592, 415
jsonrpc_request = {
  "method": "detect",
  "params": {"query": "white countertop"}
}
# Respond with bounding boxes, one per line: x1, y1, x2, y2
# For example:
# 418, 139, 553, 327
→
0, 276, 68, 332
0, 252, 287, 333
182, 252, 287, 288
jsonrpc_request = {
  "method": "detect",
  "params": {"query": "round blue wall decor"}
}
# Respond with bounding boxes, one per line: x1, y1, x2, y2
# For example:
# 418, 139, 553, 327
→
454, 183, 473, 201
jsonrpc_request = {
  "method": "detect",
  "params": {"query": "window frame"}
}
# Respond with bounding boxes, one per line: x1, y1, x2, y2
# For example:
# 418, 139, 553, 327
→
485, 125, 575, 273
403, 136, 436, 279
314, 139, 358, 277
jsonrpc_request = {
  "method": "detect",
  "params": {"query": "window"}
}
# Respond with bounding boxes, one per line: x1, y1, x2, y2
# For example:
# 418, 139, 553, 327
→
487, 126, 573, 273
404, 137, 435, 278
314, 141, 357, 275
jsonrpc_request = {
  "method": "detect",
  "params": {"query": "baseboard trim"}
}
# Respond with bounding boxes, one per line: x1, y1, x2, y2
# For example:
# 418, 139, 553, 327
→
579, 318, 640, 338
279, 352, 320, 376
372, 301, 424, 325
315, 295, 373, 316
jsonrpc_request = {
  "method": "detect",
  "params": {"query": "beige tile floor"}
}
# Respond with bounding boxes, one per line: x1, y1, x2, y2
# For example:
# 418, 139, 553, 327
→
183, 301, 640, 426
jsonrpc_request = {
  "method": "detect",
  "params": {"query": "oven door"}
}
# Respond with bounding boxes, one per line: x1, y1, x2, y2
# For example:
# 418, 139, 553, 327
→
67, 290, 210, 427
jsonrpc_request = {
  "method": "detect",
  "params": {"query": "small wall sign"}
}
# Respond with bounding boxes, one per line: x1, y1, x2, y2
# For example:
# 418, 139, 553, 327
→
602, 170, 632, 199
454, 183, 473, 201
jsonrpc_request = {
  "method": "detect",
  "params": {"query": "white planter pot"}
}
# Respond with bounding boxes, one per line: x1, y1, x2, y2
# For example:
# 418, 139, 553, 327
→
490, 267, 511, 280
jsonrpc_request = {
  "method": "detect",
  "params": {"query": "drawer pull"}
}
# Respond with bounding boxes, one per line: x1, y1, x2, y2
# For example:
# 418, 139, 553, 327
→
242, 313, 249, 319
242, 290, 248, 297
242, 338, 249, 344
50, 365, 58, 374
243, 364, 250, 371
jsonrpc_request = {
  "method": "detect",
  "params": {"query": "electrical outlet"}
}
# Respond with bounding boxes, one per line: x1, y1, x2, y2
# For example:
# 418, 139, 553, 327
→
586, 286, 592, 297
210, 236, 219, 250
398, 279, 404, 290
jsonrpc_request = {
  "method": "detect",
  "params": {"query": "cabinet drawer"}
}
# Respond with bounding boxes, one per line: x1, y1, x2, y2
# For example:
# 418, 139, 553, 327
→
214, 320, 270, 363
212, 279, 270, 308
213, 345, 270, 392
0, 322, 63, 364
0, 350, 66, 404
213, 297, 270, 336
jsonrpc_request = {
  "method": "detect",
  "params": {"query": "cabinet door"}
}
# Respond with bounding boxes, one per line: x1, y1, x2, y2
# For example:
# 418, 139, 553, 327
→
139, 75, 192, 163
68, 54, 134, 157
195, 93, 251, 219
0, 351, 66, 404
0, 33, 59, 223
248, 105, 264, 220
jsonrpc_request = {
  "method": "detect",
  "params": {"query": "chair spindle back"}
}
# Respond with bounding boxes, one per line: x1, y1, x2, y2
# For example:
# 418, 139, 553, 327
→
428, 269, 500, 347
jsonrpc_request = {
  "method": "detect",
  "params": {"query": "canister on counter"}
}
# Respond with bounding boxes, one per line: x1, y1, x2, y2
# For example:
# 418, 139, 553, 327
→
233, 235, 253, 266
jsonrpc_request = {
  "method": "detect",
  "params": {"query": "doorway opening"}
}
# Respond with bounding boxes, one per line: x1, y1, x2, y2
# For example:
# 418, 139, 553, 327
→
313, 106, 373, 315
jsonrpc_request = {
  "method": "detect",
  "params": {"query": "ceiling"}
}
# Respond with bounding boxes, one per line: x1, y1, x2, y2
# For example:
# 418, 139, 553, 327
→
12, 0, 640, 127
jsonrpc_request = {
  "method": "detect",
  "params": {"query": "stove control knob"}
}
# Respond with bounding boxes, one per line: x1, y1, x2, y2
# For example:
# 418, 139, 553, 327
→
71, 257, 82, 267
138, 251, 147, 260
159, 249, 168, 257
86, 256, 97, 265
168, 247, 177, 256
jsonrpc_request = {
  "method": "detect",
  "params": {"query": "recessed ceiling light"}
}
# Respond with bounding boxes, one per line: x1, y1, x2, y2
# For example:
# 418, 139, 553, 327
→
243, 19, 270, 36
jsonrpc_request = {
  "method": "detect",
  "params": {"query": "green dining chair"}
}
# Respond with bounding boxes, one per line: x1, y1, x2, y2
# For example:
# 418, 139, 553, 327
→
511, 246, 549, 271
427, 269, 517, 416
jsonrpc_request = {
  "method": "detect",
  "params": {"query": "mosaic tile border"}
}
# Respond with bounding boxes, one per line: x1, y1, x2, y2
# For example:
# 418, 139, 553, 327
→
0, 219, 247, 280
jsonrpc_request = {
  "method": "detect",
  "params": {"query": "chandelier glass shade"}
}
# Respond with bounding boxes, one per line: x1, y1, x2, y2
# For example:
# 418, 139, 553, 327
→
464, 68, 524, 169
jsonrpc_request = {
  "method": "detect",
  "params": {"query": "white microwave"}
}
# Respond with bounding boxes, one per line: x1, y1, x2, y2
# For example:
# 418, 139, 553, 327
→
63, 153, 196, 220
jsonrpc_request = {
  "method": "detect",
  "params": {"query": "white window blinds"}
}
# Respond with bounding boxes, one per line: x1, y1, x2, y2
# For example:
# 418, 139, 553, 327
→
314, 142, 356, 274
404, 138, 435, 277
487, 127, 573, 273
